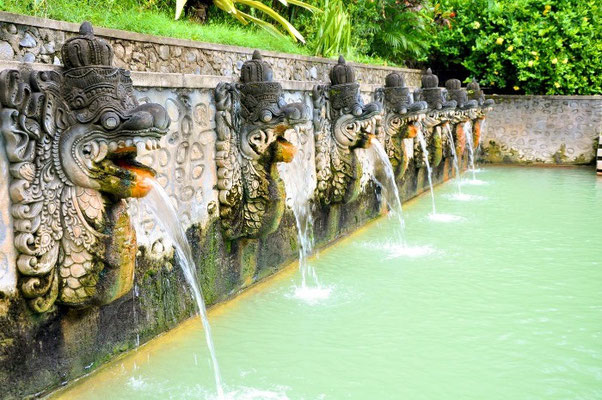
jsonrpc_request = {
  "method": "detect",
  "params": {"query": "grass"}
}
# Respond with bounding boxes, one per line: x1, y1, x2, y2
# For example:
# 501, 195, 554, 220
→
0, 0, 398, 67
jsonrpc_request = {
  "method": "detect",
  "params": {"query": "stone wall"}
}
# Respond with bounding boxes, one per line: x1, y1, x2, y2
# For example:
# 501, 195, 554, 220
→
479, 95, 602, 164
0, 12, 422, 87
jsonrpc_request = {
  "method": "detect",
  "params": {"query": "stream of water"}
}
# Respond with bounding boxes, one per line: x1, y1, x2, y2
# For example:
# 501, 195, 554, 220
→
278, 142, 329, 303
143, 179, 225, 399
464, 121, 477, 181
444, 124, 463, 196
370, 139, 405, 244
415, 130, 437, 215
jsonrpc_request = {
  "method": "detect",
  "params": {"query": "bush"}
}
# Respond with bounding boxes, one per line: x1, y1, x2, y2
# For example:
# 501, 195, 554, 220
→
430, 0, 602, 95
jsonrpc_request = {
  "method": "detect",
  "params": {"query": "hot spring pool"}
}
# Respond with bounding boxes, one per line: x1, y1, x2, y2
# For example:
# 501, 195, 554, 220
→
54, 166, 602, 400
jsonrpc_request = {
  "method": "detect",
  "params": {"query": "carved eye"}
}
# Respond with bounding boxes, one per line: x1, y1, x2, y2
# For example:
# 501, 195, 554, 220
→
391, 117, 402, 128
346, 123, 356, 133
260, 110, 273, 122
100, 112, 120, 130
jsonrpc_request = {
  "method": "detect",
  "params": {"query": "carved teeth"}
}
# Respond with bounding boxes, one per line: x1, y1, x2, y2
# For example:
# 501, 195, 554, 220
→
95, 141, 108, 162
125, 139, 133, 147
108, 141, 118, 152
145, 140, 153, 150
117, 140, 126, 149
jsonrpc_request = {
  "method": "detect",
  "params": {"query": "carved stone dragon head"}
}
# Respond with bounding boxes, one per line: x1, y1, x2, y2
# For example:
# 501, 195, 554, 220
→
313, 56, 382, 205
412, 69, 458, 168
466, 78, 495, 148
0, 22, 169, 312
215, 51, 307, 239
376, 72, 427, 177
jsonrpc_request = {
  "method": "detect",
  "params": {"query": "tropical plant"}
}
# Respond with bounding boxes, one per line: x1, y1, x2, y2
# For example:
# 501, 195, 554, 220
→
430, 0, 602, 95
175, 0, 320, 43
313, 0, 352, 57
345, 0, 438, 65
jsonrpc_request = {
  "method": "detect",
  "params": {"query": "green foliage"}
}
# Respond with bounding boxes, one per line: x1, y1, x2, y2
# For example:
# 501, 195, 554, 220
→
175, 0, 320, 43
312, 0, 352, 57
430, 0, 602, 95
345, 0, 436, 64
2, 0, 308, 54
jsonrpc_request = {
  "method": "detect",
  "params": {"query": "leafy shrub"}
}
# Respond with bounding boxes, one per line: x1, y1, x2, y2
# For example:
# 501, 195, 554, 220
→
346, 0, 438, 65
312, 0, 352, 57
175, 0, 320, 43
430, 0, 602, 95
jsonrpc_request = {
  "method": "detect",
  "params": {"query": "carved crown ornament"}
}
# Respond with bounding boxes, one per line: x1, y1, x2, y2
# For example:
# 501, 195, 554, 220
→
313, 56, 382, 205
215, 50, 308, 240
0, 22, 170, 313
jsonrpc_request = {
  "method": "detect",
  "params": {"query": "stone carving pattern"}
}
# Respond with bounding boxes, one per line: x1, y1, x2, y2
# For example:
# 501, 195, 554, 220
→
128, 88, 216, 256
215, 51, 306, 239
0, 23, 168, 312
313, 57, 382, 205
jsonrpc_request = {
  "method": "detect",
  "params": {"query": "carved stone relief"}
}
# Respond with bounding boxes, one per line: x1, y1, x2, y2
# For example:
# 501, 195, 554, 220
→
313, 56, 382, 205
0, 22, 169, 312
128, 88, 217, 257
215, 51, 308, 240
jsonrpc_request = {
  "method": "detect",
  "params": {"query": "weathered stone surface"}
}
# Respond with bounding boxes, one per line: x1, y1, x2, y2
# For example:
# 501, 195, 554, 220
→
480, 95, 602, 164
18, 31, 36, 47
0, 41, 13, 59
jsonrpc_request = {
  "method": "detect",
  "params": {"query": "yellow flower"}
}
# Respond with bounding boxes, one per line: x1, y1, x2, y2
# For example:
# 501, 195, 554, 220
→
583, 17, 589, 22
473, 21, 481, 29
543, 4, 551, 15
513, 86, 520, 91
494, 71, 499, 75
531, 51, 538, 56
507, 45, 514, 52
554, 82, 561, 88
528, 60, 534, 67
562, 58, 568, 64
496, 37, 504, 45
551, 58, 558, 64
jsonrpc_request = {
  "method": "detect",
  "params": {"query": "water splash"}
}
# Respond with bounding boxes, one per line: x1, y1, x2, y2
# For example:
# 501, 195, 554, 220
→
444, 124, 463, 196
446, 193, 487, 201
461, 178, 488, 186
369, 139, 406, 244
428, 213, 464, 222
361, 241, 436, 259
143, 179, 225, 399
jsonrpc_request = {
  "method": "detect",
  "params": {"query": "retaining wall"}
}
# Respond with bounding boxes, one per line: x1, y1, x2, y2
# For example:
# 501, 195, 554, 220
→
479, 95, 602, 164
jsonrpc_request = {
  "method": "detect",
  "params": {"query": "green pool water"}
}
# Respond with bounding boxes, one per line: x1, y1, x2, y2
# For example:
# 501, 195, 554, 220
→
56, 167, 602, 400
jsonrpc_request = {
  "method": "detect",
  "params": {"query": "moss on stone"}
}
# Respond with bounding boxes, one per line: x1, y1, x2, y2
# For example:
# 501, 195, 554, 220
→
552, 144, 569, 164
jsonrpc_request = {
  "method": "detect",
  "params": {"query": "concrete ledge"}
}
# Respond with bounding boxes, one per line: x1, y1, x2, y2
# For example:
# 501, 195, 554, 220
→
0, 60, 382, 92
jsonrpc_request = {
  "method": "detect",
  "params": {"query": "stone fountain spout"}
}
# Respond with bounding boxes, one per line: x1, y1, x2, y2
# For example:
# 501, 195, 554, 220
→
313, 56, 383, 205
413, 69, 458, 168
0, 22, 169, 313
215, 50, 308, 240
467, 78, 495, 148
376, 72, 428, 178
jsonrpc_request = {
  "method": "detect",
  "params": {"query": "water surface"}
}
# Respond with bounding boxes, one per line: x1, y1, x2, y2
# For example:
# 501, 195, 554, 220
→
56, 167, 602, 400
